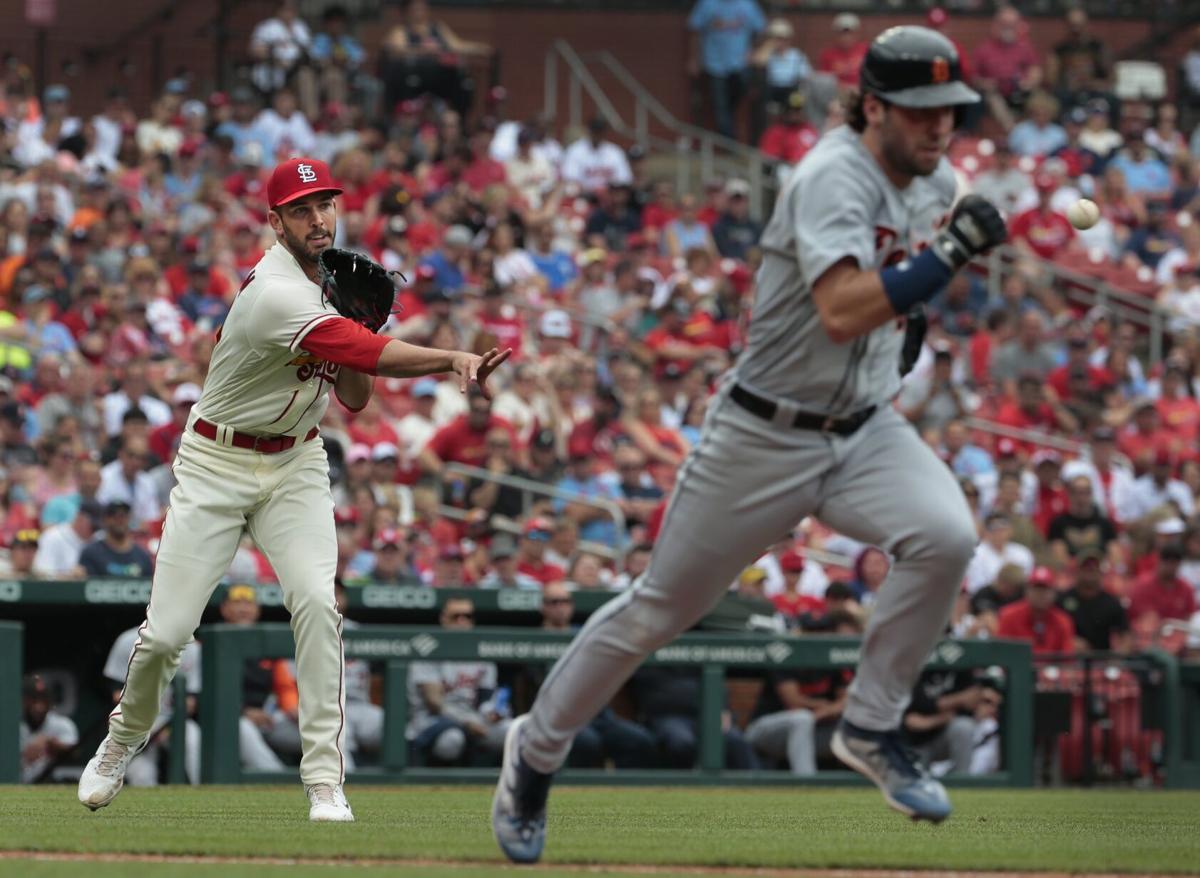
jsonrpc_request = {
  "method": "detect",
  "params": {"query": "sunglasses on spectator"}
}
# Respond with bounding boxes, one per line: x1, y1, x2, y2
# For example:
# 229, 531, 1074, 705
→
544, 597, 573, 606
446, 611, 474, 622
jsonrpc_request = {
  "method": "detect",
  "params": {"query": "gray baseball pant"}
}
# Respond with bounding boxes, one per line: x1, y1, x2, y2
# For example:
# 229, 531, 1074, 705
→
521, 396, 976, 774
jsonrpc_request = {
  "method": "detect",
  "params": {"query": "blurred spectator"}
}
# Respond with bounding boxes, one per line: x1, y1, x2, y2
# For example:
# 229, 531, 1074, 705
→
478, 534, 540, 589
254, 88, 316, 158
1129, 451, 1194, 520
903, 670, 1000, 776
1008, 92, 1067, 158
611, 542, 653, 589
419, 386, 514, 480
996, 566, 1076, 653
1062, 426, 1138, 525
148, 384, 200, 465
554, 445, 623, 549
97, 435, 161, 530
1146, 104, 1187, 161
418, 225, 471, 295
250, 0, 318, 119
745, 612, 858, 775
939, 420, 994, 479
1009, 174, 1075, 259
364, 527, 417, 584
712, 179, 761, 259
1047, 330, 1113, 400
561, 117, 632, 194
14, 85, 82, 168
898, 346, 968, 433
1079, 101, 1123, 159
467, 426, 532, 525
612, 445, 663, 530
751, 19, 810, 118
970, 142, 1032, 216
758, 92, 820, 170
1047, 472, 1117, 561
78, 501, 153, 578
586, 183, 642, 253
505, 128, 558, 211
990, 313, 1058, 388
0, 528, 41, 578
378, 0, 488, 118
969, 561, 1027, 637
994, 372, 1079, 440
687, 0, 765, 139
972, 6, 1042, 131
1118, 400, 1173, 471
769, 550, 823, 622
102, 363, 170, 438
406, 597, 509, 765
1128, 541, 1196, 631
1058, 547, 1131, 652
309, 6, 371, 114
965, 512, 1034, 595
514, 517, 564, 586
19, 675, 79, 783
1109, 136, 1171, 198
1045, 7, 1111, 110
1124, 199, 1179, 271
816, 13, 868, 91
629, 665, 757, 769
32, 499, 100, 578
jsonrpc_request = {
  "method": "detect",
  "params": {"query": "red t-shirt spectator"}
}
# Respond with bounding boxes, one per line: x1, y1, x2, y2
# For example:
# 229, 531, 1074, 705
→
641, 203, 678, 231
1117, 427, 1174, 467
997, 601, 1076, 654
427, 414, 516, 468
463, 158, 507, 192
817, 42, 869, 88
758, 123, 821, 164
479, 312, 525, 360
994, 400, 1058, 454
1009, 208, 1075, 259
148, 421, 183, 465
1157, 397, 1200, 445
771, 592, 825, 619
517, 558, 565, 586
972, 36, 1039, 98
1128, 573, 1197, 623
1047, 363, 1114, 398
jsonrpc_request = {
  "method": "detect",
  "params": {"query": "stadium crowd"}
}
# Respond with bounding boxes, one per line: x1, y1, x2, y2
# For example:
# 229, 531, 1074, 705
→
9, 0, 1200, 784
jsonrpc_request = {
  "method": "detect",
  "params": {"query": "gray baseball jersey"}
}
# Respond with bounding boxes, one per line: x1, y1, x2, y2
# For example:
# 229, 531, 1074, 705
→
736, 125, 957, 414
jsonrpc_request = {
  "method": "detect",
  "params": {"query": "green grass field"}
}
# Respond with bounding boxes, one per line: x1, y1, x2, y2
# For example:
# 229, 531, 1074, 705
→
0, 786, 1198, 877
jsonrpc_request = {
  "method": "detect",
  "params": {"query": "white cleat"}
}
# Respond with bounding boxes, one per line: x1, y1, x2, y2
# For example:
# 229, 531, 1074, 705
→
307, 783, 354, 822
78, 734, 144, 811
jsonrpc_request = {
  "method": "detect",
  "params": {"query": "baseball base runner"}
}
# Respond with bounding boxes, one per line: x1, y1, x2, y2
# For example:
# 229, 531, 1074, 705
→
77, 157, 510, 821
492, 26, 1008, 863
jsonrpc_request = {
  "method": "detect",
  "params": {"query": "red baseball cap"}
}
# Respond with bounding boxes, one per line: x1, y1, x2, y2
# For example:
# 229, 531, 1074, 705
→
1028, 566, 1056, 588
266, 157, 343, 209
780, 550, 806, 573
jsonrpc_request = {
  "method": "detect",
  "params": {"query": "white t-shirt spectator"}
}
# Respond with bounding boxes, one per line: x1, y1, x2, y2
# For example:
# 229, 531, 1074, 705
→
754, 551, 829, 599
33, 523, 87, 577
493, 248, 541, 289
97, 463, 163, 530
102, 391, 171, 437
253, 108, 317, 157
250, 16, 313, 93
13, 116, 82, 168
395, 411, 437, 461
1060, 459, 1139, 525
406, 660, 497, 739
1129, 474, 1195, 520
964, 540, 1034, 595
135, 120, 183, 157
560, 138, 632, 193
20, 710, 78, 783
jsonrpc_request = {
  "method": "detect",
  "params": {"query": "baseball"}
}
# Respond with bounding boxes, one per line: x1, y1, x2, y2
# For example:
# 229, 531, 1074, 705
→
1067, 198, 1100, 230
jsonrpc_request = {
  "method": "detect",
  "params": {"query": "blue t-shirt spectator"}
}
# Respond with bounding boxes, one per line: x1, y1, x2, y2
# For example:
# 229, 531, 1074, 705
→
1008, 121, 1068, 158
553, 470, 623, 547
1110, 147, 1171, 194
80, 539, 154, 578
688, 0, 765, 77
418, 249, 466, 294
531, 250, 578, 293
766, 48, 810, 90
310, 33, 365, 70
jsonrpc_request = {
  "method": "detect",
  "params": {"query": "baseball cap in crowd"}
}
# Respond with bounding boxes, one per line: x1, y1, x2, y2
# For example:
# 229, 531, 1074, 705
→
103, 501, 132, 516
181, 100, 207, 120
780, 551, 805, 574
267, 157, 343, 209
334, 506, 360, 527
738, 566, 767, 587
22, 286, 51, 306
22, 674, 50, 701
1028, 566, 1056, 589
523, 518, 554, 540
373, 528, 404, 550
995, 438, 1019, 459
766, 18, 794, 39
412, 378, 439, 399
725, 179, 751, 198
1031, 449, 1061, 468
1067, 106, 1089, 126
1154, 449, 1174, 468
532, 429, 557, 452
385, 215, 408, 238
226, 584, 257, 603
825, 581, 855, 601
1034, 173, 1057, 193
43, 84, 70, 103
627, 143, 647, 162
927, 7, 949, 27
833, 12, 860, 30
443, 225, 473, 248
347, 443, 372, 464
578, 248, 607, 268
490, 534, 518, 559
11, 528, 39, 548
173, 383, 201, 406
372, 442, 399, 462
1156, 517, 1186, 536
539, 310, 573, 339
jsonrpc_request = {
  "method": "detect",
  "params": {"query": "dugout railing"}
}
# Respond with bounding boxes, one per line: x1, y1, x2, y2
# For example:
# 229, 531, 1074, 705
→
196, 623, 1037, 787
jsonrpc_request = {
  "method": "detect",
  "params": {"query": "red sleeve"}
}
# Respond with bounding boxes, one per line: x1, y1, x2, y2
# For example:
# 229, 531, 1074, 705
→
299, 316, 391, 375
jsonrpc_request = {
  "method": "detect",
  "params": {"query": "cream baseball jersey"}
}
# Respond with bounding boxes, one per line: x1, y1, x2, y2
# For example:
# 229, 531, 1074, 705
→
735, 125, 957, 414
193, 242, 341, 437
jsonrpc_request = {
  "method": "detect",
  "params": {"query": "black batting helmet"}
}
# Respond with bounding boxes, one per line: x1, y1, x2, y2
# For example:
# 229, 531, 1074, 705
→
860, 26, 979, 109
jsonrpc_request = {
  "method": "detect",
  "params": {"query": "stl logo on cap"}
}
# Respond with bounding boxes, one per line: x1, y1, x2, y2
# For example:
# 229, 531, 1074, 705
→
931, 56, 950, 83
297, 162, 317, 184
267, 157, 344, 208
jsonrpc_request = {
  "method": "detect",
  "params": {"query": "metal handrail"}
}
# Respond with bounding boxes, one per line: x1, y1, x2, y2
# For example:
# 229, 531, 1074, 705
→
440, 462, 628, 558
544, 39, 776, 216
964, 417, 1087, 455
984, 245, 1168, 364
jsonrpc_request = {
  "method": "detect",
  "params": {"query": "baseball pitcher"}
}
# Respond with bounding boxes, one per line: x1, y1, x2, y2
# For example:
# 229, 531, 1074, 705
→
78, 157, 510, 821
492, 27, 1007, 863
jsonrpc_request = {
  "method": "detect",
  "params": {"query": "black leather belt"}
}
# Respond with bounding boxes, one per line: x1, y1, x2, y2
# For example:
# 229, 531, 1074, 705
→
730, 384, 876, 436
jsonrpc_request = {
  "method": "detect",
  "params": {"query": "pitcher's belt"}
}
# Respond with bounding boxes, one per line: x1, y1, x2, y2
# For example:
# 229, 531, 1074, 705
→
730, 384, 876, 436
192, 418, 319, 454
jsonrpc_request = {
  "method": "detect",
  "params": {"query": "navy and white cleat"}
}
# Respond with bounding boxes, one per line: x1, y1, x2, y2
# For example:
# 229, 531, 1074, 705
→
491, 715, 553, 864
832, 719, 953, 823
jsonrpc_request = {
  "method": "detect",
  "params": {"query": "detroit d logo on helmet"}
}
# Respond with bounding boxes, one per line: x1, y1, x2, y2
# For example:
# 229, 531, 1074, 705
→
296, 163, 318, 184
931, 57, 950, 84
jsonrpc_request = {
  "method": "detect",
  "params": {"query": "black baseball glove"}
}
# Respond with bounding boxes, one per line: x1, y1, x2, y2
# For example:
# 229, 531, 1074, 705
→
899, 305, 928, 377
317, 248, 402, 333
